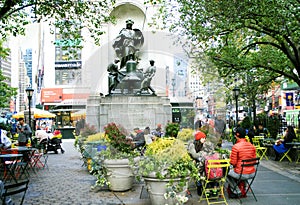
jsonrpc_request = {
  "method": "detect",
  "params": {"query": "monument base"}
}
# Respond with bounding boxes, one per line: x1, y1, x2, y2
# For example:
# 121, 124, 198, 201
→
86, 95, 172, 132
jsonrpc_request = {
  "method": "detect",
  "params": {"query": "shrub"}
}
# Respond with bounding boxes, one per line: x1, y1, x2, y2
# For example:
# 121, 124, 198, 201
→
165, 122, 180, 138
177, 128, 194, 142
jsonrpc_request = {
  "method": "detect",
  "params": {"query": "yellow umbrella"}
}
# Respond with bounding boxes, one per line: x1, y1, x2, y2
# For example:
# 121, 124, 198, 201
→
12, 111, 25, 119
13, 108, 56, 119
71, 110, 86, 121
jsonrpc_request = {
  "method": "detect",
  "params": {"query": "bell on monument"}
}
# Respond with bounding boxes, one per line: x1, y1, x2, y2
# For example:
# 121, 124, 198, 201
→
122, 59, 141, 82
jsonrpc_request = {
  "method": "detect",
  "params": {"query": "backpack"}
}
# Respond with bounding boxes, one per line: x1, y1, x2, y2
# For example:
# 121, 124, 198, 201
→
205, 153, 223, 179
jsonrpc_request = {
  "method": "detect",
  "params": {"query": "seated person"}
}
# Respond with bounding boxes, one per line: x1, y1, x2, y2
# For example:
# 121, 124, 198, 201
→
129, 127, 141, 138
0, 126, 12, 150
35, 129, 50, 142
152, 124, 163, 138
273, 126, 296, 161
187, 131, 218, 195
227, 127, 256, 197
188, 131, 216, 166
132, 127, 150, 149
255, 124, 269, 137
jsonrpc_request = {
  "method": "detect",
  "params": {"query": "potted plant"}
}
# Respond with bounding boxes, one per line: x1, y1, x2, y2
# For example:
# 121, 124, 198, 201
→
91, 122, 140, 191
74, 124, 100, 170
177, 128, 194, 143
136, 138, 199, 205
165, 122, 180, 138
84, 133, 107, 171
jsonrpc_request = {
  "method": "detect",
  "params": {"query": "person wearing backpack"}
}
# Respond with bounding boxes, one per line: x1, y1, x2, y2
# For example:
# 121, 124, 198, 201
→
187, 131, 217, 196
227, 127, 256, 198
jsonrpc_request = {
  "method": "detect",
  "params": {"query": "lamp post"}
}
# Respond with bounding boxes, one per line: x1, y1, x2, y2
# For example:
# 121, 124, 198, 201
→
233, 86, 240, 128
25, 88, 34, 131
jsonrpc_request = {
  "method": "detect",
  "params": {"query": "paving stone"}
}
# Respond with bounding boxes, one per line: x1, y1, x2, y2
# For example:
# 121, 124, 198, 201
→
7, 139, 300, 205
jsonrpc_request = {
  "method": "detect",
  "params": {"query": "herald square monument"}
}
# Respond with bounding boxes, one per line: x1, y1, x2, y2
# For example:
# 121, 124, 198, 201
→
86, 18, 172, 131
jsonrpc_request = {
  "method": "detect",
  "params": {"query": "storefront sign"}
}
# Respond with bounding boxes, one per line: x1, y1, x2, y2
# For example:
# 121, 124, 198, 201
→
41, 88, 63, 103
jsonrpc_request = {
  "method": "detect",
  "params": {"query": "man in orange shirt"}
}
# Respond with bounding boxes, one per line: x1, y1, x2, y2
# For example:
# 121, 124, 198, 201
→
227, 127, 256, 197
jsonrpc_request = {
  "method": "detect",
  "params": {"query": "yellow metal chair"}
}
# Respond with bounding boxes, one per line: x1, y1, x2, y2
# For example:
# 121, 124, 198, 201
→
252, 137, 268, 160
199, 159, 230, 205
254, 136, 264, 140
279, 148, 293, 162
245, 136, 250, 142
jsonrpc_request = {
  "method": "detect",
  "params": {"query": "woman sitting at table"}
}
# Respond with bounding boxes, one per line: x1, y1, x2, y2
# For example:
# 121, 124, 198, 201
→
273, 126, 296, 161
187, 131, 218, 195
0, 126, 12, 150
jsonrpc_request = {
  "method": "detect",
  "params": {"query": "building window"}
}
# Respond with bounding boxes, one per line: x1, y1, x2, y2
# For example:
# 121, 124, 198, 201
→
54, 26, 82, 85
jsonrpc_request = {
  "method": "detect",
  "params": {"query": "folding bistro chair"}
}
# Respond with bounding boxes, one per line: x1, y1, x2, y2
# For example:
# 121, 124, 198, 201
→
252, 137, 268, 160
30, 151, 48, 169
0, 153, 24, 183
228, 157, 260, 202
199, 159, 230, 205
1, 180, 29, 205
279, 147, 292, 162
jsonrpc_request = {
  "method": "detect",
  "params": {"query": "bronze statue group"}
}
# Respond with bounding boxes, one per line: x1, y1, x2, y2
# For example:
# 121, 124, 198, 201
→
107, 19, 156, 96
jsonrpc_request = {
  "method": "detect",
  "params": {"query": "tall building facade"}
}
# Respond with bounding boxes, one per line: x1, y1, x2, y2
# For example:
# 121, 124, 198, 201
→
23, 49, 33, 87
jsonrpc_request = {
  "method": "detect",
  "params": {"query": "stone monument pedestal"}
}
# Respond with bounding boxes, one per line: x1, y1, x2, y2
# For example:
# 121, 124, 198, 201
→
86, 95, 172, 132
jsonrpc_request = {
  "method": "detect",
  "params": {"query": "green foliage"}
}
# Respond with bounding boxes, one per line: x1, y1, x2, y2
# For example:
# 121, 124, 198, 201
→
79, 123, 97, 138
177, 128, 194, 142
0, 40, 9, 57
137, 138, 199, 181
256, 113, 268, 127
240, 116, 252, 130
268, 115, 280, 139
104, 122, 134, 153
136, 138, 198, 203
74, 123, 97, 155
147, 0, 300, 95
90, 123, 138, 188
0, 0, 115, 46
0, 69, 17, 108
165, 122, 180, 138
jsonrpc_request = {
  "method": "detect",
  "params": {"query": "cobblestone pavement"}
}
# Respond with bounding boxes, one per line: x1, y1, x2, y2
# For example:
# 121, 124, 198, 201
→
19, 139, 150, 205
8, 139, 300, 205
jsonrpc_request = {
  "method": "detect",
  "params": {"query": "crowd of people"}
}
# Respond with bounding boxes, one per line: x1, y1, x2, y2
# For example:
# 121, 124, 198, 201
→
190, 113, 300, 198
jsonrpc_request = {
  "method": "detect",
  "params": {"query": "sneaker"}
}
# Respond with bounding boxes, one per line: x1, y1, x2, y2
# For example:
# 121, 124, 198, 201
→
196, 181, 203, 196
197, 186, 203, 196
227, 186, 241, 199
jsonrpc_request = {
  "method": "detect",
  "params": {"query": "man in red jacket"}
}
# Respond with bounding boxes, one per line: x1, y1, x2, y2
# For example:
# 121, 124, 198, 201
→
227, 127, 257, 197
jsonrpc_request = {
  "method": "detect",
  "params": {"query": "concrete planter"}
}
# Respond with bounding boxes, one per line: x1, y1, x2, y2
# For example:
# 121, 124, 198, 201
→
104, 158, 134, 191
143, 177, 189, 205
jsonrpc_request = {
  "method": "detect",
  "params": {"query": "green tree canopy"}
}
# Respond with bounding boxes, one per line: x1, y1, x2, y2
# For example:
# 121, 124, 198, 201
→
148, 0, 300, 86
0, 0, 115, 108
0, 69, 17, 108
0, 0, 115, 45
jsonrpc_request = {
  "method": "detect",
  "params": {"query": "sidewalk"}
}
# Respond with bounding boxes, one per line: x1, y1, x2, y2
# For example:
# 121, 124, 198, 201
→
14, 139, 300, 205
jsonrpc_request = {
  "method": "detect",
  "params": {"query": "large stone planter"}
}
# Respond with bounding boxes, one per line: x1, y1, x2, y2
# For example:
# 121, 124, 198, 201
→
143, 177, 189, 205
103, 158, 134, 191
